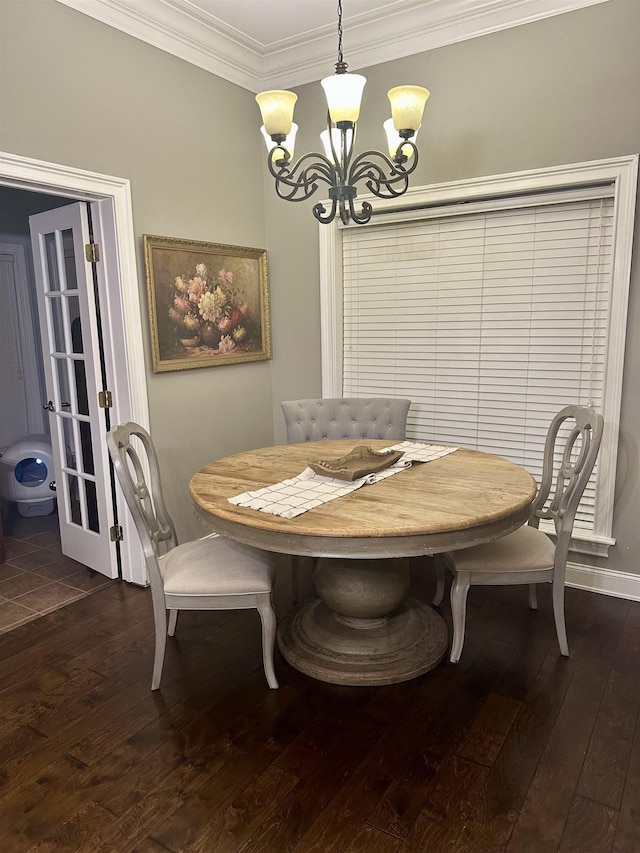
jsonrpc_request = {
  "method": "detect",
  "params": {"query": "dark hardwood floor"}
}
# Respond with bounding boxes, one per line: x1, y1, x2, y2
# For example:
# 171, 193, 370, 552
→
0, 560, 638, 852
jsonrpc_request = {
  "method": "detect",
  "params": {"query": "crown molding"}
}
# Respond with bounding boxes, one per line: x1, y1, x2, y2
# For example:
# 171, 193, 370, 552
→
55, 0, 609, 93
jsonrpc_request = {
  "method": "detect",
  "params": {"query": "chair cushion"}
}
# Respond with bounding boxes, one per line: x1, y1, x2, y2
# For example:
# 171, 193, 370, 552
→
159, 534, 274, 596
453, 524, 556, 573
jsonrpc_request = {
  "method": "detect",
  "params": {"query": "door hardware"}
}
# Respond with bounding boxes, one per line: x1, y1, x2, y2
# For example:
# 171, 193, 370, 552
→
85, 242, 100, 263
43, 401, 71, 411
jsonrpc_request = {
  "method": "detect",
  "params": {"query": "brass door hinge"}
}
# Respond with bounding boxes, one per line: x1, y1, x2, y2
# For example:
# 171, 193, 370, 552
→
110, 524, 123, 542
98, 390, 113, 408
85, 242, 100, 263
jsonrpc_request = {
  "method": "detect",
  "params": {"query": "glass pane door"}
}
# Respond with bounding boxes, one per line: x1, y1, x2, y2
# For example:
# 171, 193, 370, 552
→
30, 203, 118, 578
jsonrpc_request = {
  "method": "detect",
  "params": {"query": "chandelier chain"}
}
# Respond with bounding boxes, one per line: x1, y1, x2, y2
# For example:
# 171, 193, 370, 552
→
336, 0, 346, 71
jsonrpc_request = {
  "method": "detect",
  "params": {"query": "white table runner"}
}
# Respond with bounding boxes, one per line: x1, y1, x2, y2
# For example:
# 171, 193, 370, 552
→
228, 442, 458, 519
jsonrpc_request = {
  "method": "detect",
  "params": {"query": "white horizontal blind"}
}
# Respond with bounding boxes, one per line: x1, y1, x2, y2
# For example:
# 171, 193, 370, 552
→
342, 195, 614, 535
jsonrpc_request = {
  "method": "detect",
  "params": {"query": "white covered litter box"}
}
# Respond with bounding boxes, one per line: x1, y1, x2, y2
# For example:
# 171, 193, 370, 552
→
0, 434, 57, 517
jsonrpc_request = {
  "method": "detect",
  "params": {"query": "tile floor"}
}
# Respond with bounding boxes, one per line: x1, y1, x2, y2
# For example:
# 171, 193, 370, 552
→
0, 505, 115, 635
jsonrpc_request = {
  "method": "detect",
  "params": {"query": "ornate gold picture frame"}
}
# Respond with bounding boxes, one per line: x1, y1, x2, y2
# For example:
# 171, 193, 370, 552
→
143, 235, 271, 372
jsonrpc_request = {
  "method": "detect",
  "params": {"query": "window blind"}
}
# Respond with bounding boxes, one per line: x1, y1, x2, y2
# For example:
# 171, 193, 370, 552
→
342, 195, 614, 536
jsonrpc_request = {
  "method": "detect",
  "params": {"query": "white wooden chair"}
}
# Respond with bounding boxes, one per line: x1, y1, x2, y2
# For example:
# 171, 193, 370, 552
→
281, 397, 411, 444
433, 405, 604, 663
106, 422, 278, 691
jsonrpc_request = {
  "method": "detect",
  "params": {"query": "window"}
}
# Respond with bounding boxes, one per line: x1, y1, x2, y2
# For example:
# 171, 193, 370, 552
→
320, 157, 638, 555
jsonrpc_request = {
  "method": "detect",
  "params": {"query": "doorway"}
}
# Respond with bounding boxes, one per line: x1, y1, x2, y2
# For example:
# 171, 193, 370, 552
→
0, 152, 149, 585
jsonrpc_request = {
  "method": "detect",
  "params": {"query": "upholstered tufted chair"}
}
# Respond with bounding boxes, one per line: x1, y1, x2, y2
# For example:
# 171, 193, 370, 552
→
281, 397, 411, 444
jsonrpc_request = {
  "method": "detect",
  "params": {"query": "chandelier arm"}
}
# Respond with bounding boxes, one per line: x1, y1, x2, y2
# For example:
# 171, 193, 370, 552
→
268, 149, 337, 186
274, 179, 318, 203
267, 149, 338, 203
349, 145, 418, 185
348, 197, 373, 225
358, 160, 410, 200
367, 176, 410, 200
348, 157, 389, 189
347, 146, 419, 200
339, 199, 350, 226
313, 198, 339, 224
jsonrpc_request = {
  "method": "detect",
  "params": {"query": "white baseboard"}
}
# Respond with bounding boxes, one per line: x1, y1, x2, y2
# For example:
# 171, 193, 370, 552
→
566, 561, 640, 602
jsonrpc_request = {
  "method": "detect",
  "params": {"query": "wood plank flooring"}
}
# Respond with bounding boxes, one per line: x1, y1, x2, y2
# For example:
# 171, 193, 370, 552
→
0, 561, 638, 852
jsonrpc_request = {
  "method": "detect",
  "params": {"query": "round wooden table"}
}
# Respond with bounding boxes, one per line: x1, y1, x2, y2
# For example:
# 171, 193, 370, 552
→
190, 440, 536, 686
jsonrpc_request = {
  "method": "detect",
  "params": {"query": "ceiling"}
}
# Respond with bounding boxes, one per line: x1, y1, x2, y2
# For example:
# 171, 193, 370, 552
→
55, 0, 607, 92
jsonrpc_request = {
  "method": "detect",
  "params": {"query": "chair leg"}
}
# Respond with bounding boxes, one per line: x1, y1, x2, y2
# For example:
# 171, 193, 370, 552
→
168, 609, 179, 636
433, 554, 446, 606
151, 591, 168, 691
449, 572, 471, 664
257, 596, 279, 689
528, 584, 538, 610
552, 580, 569, 656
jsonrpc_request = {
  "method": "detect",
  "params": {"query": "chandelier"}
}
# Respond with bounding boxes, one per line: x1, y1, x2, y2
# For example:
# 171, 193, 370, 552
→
255, 0, 430, 226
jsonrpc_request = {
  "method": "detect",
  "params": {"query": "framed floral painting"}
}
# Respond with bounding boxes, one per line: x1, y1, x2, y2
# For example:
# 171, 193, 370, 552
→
143, 235, 271, 372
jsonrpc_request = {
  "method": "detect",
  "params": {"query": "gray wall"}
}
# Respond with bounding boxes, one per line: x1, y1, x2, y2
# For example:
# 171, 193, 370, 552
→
1, 0, 638, 577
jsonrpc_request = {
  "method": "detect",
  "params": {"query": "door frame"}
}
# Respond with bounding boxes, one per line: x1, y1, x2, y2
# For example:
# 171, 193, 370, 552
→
0, 151, 149, 585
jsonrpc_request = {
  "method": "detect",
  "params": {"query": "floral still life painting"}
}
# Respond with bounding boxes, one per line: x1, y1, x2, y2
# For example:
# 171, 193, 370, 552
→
143, 235, 271, 372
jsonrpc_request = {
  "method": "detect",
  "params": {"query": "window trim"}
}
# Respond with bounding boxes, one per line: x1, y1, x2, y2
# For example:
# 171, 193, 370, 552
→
319, 155, 638, 557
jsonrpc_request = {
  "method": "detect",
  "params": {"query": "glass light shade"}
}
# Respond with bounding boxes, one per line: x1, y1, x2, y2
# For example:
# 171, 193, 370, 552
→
320, 128, 338, 160
321, 72, 366, 123
261, 123, 297, 161
255, 90, 298, 137
388, 85, 430, 132
383, 118, 418, 159
321, 126, 355, 164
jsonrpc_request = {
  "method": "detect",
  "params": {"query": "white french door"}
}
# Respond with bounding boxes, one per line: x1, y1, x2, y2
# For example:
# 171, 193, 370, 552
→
29, 202, 118, 578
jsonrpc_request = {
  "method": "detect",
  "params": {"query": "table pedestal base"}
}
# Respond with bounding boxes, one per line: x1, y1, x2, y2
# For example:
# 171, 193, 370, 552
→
278, 597, 448, 686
